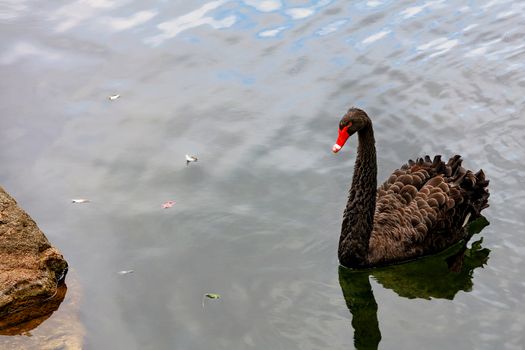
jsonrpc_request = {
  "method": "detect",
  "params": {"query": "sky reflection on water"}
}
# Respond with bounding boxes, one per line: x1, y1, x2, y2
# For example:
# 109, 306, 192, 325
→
1, 0, 525, 349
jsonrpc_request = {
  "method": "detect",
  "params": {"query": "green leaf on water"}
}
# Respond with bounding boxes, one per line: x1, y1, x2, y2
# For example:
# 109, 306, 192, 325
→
205, 293, 220, 299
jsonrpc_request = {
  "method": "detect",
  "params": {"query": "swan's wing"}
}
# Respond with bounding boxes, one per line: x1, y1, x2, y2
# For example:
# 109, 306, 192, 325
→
369, 155, 489, 264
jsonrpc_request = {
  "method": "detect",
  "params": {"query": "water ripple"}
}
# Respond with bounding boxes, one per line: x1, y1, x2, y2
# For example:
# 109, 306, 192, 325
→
243, 0, 282, 12
105, 10, 157, 31
258, 26, 288, 38
362, 28, 391, 44
315, 19, 348, 36
146, 0, 236, 46
2, 0, 525, 348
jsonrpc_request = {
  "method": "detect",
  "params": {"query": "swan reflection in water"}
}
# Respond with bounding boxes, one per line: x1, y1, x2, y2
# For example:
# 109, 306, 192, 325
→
338, 217, 490, 350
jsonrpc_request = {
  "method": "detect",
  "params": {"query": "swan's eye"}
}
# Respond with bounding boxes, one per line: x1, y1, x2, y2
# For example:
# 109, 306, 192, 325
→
340, 121, 352, 130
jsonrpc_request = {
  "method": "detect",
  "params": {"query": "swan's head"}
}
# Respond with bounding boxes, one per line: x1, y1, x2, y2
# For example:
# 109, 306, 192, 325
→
332, 108, 369, 153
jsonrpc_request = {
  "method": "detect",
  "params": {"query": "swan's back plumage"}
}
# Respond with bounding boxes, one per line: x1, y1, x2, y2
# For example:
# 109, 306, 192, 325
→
367, 155, 489, 266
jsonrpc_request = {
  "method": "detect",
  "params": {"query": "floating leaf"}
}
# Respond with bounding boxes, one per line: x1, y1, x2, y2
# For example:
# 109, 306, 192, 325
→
162, 200, 176, 209
71, 198, 90, 203
108, 94, 120, 100
205, 293, 220, 299
202, 292, 221, 308
118, 270, 134, 275
185, 154, 198, 166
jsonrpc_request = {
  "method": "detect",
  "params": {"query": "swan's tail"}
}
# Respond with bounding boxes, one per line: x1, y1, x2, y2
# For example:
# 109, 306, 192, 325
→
445, 155, 490, 217
401, 154, 490, 218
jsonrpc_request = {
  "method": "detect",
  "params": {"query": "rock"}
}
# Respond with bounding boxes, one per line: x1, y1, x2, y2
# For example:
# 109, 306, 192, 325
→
0, 270, 85, 350
0, 186, 68, 332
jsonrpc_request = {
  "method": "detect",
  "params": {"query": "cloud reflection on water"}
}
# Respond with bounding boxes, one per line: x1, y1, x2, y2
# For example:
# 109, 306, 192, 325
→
50, 0, 125, 32
106, 10, 157, 31
0, 42, 60, 65
0, 0, 28, 21
146, 0, 236, 46
243, 0, 282, 12
258, 26, 288, 38
285, 0, 332, 20
2, 0, 525, 348
145, 0, 339, 45
315, 19, 348, 36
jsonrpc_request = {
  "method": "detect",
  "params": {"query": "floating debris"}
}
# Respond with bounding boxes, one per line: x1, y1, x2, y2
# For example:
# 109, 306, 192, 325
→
204, 293, 220, 299
108, 94, 120, 101
117, 270, 134, 275
162, 200, 176, 209
202, 293, 221, 308
185, 154, 198, 166
71, 199, 90, 204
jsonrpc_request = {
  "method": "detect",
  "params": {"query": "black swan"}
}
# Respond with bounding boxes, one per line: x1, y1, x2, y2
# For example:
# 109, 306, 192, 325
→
332, 108, 490, 268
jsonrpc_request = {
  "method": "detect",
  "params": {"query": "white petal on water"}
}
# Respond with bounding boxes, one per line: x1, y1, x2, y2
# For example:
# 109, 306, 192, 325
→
185, 154, 198, 162
108, 94, 120, 100
118, 270, 134, 275
72, 198, 90, 203
186, 154, 198, 166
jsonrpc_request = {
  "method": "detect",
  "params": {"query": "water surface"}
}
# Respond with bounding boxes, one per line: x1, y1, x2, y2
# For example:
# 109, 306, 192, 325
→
1, 1, 524, 349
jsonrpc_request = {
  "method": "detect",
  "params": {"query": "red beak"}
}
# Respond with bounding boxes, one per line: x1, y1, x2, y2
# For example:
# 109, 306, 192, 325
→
332, 125, 350, 153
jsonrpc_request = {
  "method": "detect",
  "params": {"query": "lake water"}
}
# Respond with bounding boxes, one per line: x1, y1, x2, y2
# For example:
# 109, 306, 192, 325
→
1, 0, 524, 349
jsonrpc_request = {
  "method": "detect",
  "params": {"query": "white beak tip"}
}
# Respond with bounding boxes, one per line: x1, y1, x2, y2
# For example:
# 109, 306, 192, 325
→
332, 144, 341, 153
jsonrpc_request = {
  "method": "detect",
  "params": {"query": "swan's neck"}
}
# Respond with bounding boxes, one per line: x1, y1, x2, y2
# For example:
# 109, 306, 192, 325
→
339, 123, 377, 267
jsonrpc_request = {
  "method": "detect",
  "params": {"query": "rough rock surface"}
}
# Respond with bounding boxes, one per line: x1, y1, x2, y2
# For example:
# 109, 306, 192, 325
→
0, 186, 68, 332
0, 271, 84, 350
